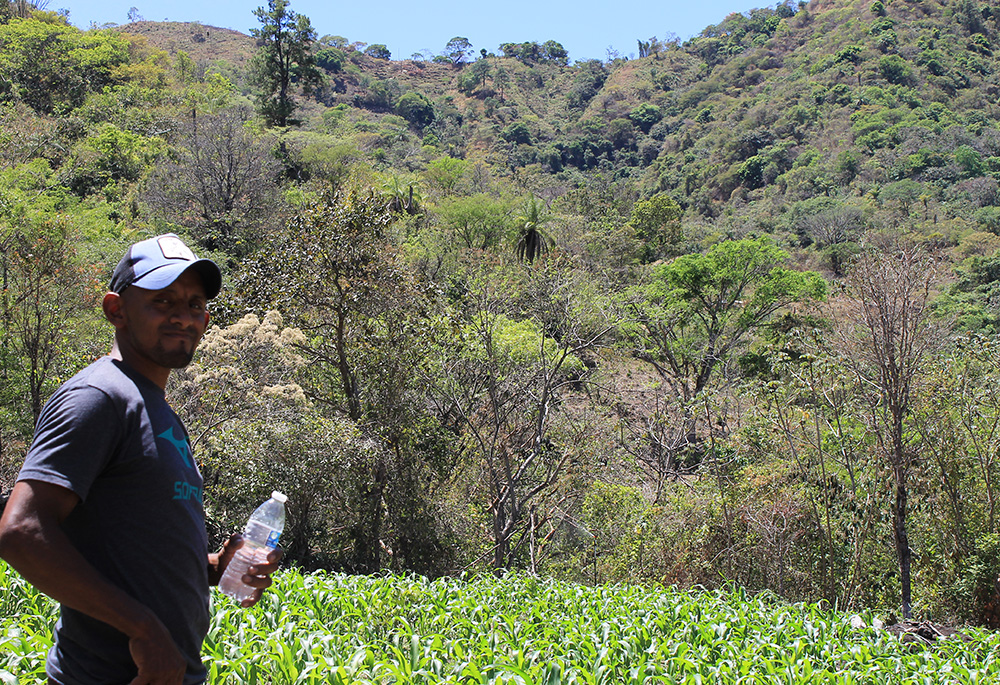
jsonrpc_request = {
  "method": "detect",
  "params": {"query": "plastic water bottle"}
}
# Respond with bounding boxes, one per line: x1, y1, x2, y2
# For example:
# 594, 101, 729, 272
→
218, 491, 286, 603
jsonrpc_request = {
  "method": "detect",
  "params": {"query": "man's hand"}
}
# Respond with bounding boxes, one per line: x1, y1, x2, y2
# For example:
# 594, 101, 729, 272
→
208, 535, 284, 607
206, 533, 242, 586
128, 616, 186, 685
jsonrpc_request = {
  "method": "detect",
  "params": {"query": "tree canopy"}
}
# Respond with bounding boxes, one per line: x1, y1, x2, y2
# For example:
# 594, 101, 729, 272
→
249, 0, 321, 127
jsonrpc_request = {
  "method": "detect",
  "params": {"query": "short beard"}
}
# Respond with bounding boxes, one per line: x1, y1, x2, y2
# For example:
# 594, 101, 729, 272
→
142, 332, 199, 369
152, 347, 196, 369
156, 352, 194, 369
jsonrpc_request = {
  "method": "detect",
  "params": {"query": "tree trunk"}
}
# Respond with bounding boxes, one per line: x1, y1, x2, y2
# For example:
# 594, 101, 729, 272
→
893, 462, 912, 618
492, 506, 509, 572
352, 455, 386, 573
335, 309, 362, 421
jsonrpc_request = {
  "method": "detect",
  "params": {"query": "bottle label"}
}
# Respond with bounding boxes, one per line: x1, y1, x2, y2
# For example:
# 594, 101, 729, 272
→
244, 520, 281, 548
266, 530, 281, 549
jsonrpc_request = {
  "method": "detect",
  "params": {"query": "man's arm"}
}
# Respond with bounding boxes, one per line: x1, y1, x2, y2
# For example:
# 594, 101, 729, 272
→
207, 533, 283, 607
0, 479, 186, 685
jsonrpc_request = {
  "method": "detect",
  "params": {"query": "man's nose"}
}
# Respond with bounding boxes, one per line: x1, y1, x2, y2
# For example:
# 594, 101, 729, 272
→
168, 305, 197, 325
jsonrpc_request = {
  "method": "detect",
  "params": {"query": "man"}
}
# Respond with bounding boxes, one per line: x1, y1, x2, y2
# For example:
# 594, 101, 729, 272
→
0, 234, 280, 685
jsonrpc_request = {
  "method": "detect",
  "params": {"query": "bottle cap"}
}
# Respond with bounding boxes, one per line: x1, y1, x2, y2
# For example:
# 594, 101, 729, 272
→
271, 491, 288, 503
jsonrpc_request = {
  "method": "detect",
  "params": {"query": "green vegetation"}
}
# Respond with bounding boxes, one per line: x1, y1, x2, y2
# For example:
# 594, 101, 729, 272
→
5, 0, 1000, 633
6, 561, 1000, 683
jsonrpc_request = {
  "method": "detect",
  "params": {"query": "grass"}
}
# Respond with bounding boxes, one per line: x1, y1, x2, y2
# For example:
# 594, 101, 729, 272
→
4, 561, 1000, 684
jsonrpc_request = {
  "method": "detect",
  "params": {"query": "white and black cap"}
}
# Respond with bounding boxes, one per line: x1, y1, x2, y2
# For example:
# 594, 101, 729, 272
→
109, 234, 222, 299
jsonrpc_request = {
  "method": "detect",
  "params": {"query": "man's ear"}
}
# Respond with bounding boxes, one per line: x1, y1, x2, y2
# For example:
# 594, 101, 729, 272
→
102, 292, 125, 328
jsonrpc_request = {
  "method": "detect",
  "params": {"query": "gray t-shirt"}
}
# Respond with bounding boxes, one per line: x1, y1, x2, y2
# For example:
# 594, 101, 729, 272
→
18, 356, 210, 685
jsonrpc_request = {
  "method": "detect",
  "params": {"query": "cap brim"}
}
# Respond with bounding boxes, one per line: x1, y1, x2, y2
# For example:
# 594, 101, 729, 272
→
131, 260, 222, 299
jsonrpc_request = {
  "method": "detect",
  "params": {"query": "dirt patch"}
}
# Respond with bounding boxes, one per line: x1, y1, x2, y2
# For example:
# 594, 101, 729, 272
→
885, 620, 973, 647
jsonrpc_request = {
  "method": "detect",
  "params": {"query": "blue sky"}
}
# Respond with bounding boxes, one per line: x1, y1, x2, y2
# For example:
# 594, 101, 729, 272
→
54, 0, 769, 62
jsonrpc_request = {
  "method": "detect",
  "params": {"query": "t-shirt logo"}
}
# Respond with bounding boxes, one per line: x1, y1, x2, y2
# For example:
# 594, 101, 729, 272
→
157, 427, 194, 469
157, 236, 196, 261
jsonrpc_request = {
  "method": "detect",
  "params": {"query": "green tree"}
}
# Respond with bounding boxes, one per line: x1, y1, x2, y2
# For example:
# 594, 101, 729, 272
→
878, 54, 911, 85
0, 219, 100, 431
444, 36, 473, 66
540, 40, 569, 65
567, 60, 607, 111
422, 156, 468, 196
0, 16, 131, 114
364, 43, 390, 60
315, 46, 344, 72
499, 40, 567, 64
493, 63, 509, 101
425, 263, 609, 572
624, 237, 826, 459
501, 122, 532, 145
232, 188, 439, 573
458, 58, 491, 95
880, 180, 923, 217
249, 0, 321, 127
629, 103, 662, 134
63, 123, 163, 198
438, 194, 512, 250
264, 191, 414, 423
956, 145, 986, 179
627, 193, 682, 261
738, 155, 768, 189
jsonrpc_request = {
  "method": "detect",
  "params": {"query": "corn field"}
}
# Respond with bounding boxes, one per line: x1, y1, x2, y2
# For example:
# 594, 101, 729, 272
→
4, 561, 1000, 684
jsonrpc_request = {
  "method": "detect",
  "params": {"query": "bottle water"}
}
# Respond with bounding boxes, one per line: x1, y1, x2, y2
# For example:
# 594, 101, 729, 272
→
218, 491, 286, 603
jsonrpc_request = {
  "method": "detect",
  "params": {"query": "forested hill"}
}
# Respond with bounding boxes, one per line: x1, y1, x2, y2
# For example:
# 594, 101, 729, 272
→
5, 0, 1000, 625
116, 0, 1000, 251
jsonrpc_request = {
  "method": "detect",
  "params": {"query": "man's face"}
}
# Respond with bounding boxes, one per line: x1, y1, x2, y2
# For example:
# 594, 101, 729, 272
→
115, 269, 210, 375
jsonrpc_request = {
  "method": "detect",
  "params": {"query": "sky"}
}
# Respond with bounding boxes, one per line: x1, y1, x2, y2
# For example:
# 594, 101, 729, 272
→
53, 0, 768, 62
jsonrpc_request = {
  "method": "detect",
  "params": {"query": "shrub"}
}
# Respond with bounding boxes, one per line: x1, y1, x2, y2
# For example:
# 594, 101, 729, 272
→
396, 91, 435, 129
738, 155, 768, 189
629, 103, 663, 134
969, 34, 992, 57
948, 534, 1000, 625
62, 124, 161, 197
501, 121, 532, 145
315, 47, 344, 72
879, 55, 912, 85
977, 206, 1000, 234
835, 44, 864, 65
956, 145, 986, 178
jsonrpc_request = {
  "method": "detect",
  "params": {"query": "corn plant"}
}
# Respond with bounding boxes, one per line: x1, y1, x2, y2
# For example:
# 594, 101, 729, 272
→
5, 561, 1000, 684
1, 561, 56, 683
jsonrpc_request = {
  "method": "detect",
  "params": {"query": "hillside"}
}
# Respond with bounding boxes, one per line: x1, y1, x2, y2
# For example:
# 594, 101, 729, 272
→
121, 20, 255, 64
4, 0, 1000, 622
119, 0, 1000, 263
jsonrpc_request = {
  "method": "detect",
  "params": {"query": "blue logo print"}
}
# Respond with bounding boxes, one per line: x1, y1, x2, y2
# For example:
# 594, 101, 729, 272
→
157, 427, 194, 469
159, 427, 202, 502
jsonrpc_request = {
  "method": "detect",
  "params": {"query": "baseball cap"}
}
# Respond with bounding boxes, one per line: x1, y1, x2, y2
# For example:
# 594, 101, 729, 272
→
109, 234, 222, 299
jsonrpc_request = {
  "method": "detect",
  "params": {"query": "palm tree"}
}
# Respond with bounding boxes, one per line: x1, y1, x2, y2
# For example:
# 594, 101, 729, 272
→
513, 197, 554, 263
380, 173, 422, 215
